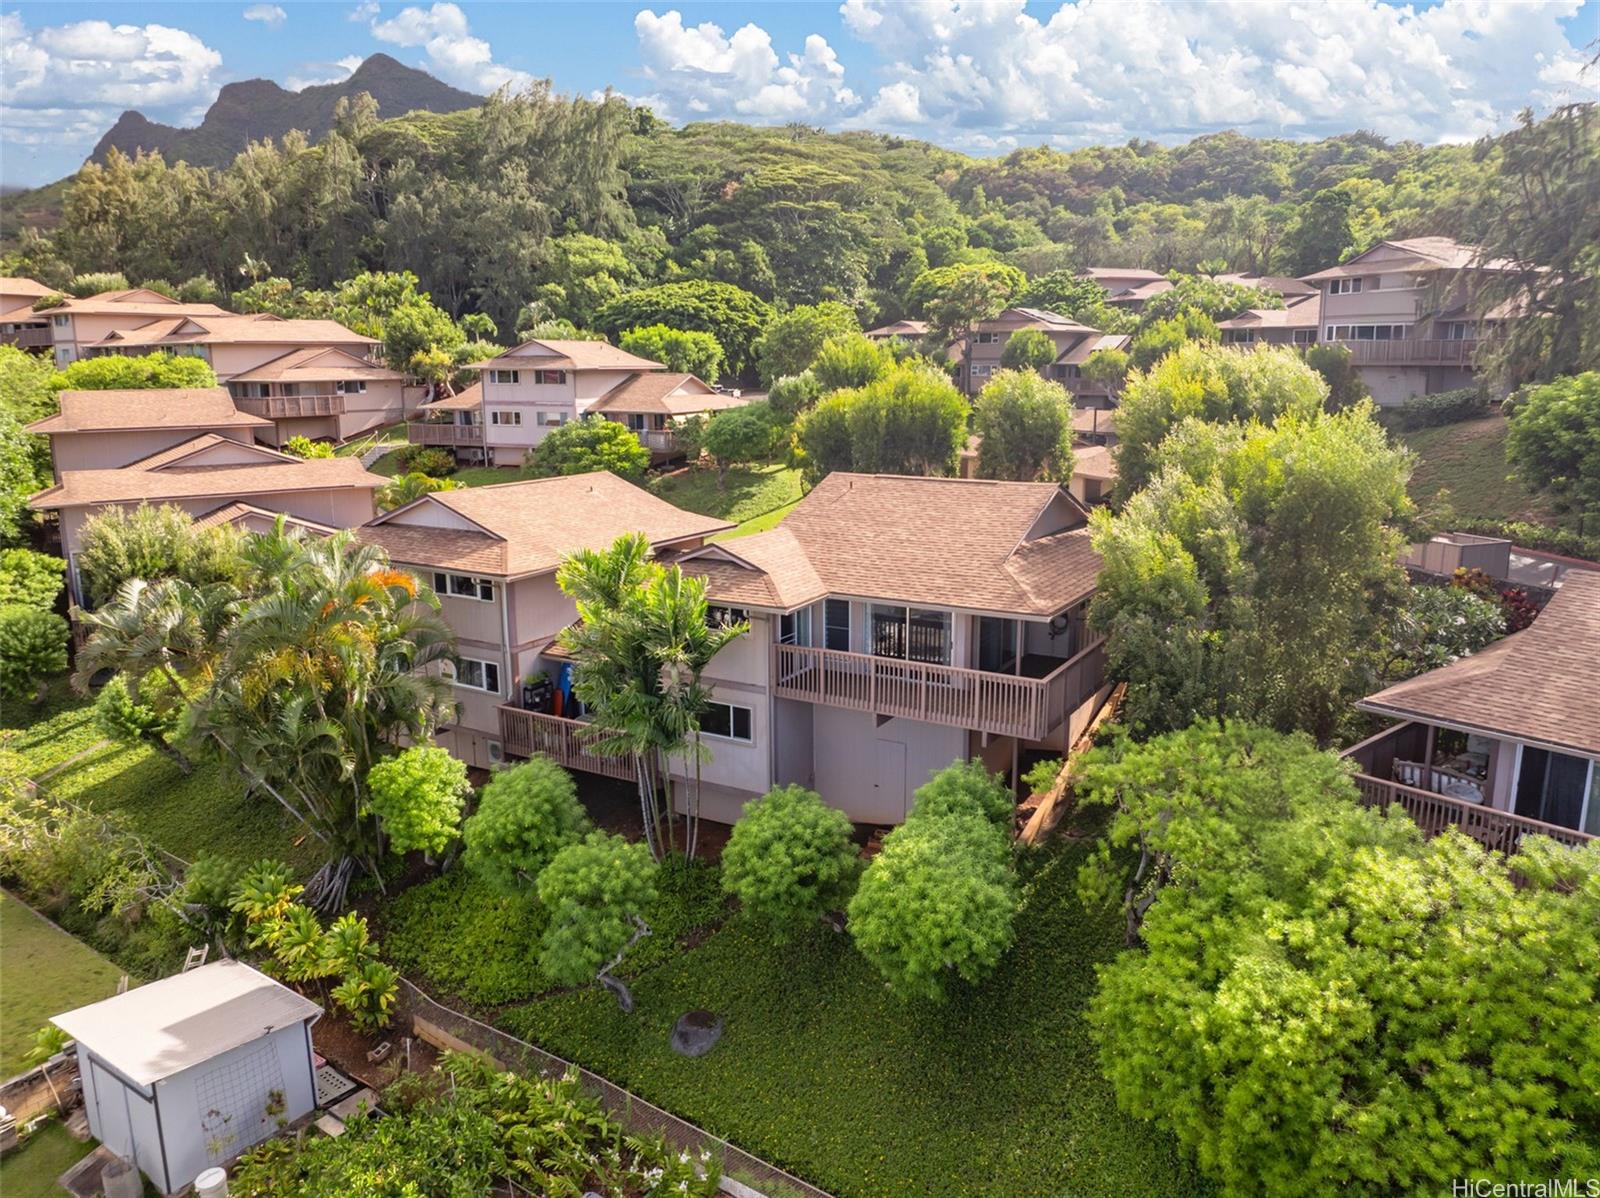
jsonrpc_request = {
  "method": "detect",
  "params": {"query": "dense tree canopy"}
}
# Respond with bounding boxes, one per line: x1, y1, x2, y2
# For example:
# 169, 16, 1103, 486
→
753, 301, 861, 384
1077, 722, 1600, 1196
795, 364, 969, 483
972, 370, 1075, 482
1505, 371, 1600, 518
618, 323, 725, 382
595, 280, 773, 378
522, 414, 651, 482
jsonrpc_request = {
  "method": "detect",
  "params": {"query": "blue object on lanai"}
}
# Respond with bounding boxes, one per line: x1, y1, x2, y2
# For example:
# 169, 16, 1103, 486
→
558, 662, 575, 710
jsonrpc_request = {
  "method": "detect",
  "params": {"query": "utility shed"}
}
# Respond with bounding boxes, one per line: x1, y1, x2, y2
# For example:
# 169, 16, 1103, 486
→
52, 960, 321, 1194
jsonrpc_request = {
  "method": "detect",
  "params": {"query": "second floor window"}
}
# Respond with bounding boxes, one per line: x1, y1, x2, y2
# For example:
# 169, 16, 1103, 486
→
707, 605, 748, 630
433, 572, 494, 601
336, 380, 367, 394
536, 411, 567, 426
624, 414, 647, 431
1292, 329, 1317, 345
1329, 278, 1363, 295
490, 410, 523, 426
533, 369, 567, 385
870, 604, 953, 666
780, 607, 812, 646
825, 599, 851, 652
974, 331, 999, 344
52, 315, 70, 328
454, 657, 501, 694
491, 369, 519, 384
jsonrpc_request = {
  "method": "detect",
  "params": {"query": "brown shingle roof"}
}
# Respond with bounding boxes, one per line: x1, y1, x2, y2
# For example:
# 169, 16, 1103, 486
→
360, 471, 732, 578
1357, 570, 1600, 758
1083, 267, 1166, 284
681, 529, 828, 610
866, 320, 928, 337
228, 346, 402, 382
93, 314, 374, 348
1106, 279, 1175, 303
50, 292, 228, 317
1072, 445, 1116, 482
422, 383, 482, 413
194, 501, 338, 536
1056, 332, 1130, 366
683, 473, 1099, 616
1072, 408, 1118, 437
1217, 293, 1322, 331
27, 388, 271, 434
30, 453, 381, 510
127, 434, 291, 470
0, 277, 56, 299
468, 338, 663, 372
588, 373, 746, 417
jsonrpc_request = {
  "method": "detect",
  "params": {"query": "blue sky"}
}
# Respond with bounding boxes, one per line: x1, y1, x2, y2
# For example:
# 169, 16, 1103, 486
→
3, 0, 1597, 187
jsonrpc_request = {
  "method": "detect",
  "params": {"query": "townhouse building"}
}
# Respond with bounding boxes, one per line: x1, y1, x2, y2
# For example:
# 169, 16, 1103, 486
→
955, 307, 1128, 404
224, 346, 420, 446
1298, 236, 1516, 405
84, 313, 378, 382
356, 473, 731, 769
40, 289, 232, 367
26, 388, 271, 482
0, 276, 55, 351
1217, 292, 1322, 347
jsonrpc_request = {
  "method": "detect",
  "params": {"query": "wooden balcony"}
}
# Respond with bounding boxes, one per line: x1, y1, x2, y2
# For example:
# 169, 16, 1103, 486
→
1351, 772, 1593, 853
771, 637, 1107, 741
1343, 338, 1478, 366
639, 429, 679, 454
408, 421, 484, 446
234, 393, 345, 419
0, 325, 51, 349
497, 706, 636, 781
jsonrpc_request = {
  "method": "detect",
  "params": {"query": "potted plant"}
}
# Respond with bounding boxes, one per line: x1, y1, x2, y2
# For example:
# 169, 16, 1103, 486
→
521, 671, 553, 712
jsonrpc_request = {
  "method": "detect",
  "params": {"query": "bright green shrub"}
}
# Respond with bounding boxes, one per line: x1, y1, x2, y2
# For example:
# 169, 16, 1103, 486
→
461, 757, 591, 895
1397, 385, 1490, 429
332, 959, 400, 1031
1505, 371, 1600, 515
847, 808, 1017, 1002
366, 745, 470, 857
521, 414, 650, 482
0, 549, 65, 609
906, 759, 1016, 829
535, 831, 658, 989
721, 785, 859, 940
811, 334, 895, 392
0, 605, 68, 701
282, 435, 334, 459
766, 371, 823, 422
74, 503, 242, 606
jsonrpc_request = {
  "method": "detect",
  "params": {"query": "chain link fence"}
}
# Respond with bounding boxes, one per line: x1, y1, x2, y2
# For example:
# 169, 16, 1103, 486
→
395, 978, 832, 1198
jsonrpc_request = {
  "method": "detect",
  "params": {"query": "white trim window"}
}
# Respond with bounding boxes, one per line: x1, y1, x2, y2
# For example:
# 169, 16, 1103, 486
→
1327, 324, 1412, 341
533, 369, 567, 385
1292, 329, 1317, 345
779, 607, 812, 646
490, 410, 523, 426
454, 657, 502, 694
973, 331, 1000, 344
707, 605, 748, 630
52, 314, 70, 328
700, 701, 753, 742
491, 369, 519, 385
1329, 278, 1363, 295
535, 411, 568, 426
1512, 745, 1597, 834
824, 599, 851, 651
432, 572, 495, 601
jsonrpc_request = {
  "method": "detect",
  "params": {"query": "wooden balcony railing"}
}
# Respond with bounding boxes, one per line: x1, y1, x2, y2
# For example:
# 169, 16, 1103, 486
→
234, 393, 345, 419
1342, 338, 1478, 366
1, 325, 51, 349
640, 429, 679, 453
1393, 758, 1485, 804
497, 706, 636, 781
408, 421, 484, 446
1351, 772, 1594, 853
771, 637, 1107, 741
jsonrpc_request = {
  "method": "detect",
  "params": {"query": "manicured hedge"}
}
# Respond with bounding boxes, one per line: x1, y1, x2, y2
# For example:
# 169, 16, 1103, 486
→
1397, 386, 1489, 429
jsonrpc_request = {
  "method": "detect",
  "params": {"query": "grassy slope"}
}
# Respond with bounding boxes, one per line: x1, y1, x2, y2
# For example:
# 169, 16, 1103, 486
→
649, 463, 804, 528
0, 891, 124, 1076
368, 447, 515, 489
1394, 414, 1559, 526
0, 1122, 96, 1198
482, 827, 1204, 1198
3, 682, 312, 869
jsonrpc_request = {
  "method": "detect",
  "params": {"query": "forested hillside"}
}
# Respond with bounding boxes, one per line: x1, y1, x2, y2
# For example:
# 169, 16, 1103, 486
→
0, 83, 1579, 346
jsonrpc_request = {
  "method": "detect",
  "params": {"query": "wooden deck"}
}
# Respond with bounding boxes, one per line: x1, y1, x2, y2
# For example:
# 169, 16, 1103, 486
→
1351, 771, 1593, 852
408, 421, 484, 446
235, 393, 345, 418
497, 707, 636, 780
771, 637, 1106, 741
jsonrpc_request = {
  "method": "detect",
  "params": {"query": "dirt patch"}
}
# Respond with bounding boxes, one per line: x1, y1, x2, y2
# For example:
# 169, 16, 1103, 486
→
312, 1010, 439, 1092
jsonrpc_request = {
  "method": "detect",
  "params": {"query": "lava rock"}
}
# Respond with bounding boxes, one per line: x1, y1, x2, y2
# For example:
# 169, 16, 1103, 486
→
670, 1009, 724, 1058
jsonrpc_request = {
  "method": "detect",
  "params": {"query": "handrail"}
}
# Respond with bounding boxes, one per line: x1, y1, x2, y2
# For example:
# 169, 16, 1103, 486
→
497, 706, 635, 780
771, 637, 1108, 741
408, 421, 484, 445
1351, 771, 1593, 852
234, 393, 346, 418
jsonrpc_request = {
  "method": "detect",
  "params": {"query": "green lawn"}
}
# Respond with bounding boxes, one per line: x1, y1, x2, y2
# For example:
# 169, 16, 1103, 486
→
3, 683, 313, 870
0, 891, 125, 1077
368, 447, 516, 488
0, 1121, 96, 1198
1395, 414, 1560, 526
401, 820, 1205, 1198
716, 498, 802, 540
649, 463, 803, 529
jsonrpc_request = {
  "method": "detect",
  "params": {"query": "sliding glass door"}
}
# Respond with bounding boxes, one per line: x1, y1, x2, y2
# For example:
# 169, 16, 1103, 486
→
869, 605, 953, 666
1514, 746, 1598, 833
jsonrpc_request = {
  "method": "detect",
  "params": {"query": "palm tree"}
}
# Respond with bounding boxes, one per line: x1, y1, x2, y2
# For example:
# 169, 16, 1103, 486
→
188, 530, 457, 908
557, 534, 746, 860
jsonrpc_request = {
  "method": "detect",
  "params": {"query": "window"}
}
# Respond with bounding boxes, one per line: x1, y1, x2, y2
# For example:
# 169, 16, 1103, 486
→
336, 380, 367, 394
52, 315, 70, 328
700, 701, 753, 742
490, 410, 523, 426
780, 607, 812, 646
454, 657, 501, 694
432, 572, 494, 601
536, 411, 567, 427
1292, 329, 1317, 345
973, 331, 999, 344
824, 598, 851, 651
1222, 329, 1256, 344
624, 413, 647, 431
1327, 324, 1411, 342
707, 605, 747, 630
491, 369, 519, 385
533, 369, 567, 385
1329, 278, 1363, 295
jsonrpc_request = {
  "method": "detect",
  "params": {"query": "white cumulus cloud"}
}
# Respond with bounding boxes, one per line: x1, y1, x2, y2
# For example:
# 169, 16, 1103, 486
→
833, 0, 1600, 149
368, 2, 529, 93
287, 56, 368, 92
243, 5, 288, 30
2, 12, 223, 118
632, 10, 858, 123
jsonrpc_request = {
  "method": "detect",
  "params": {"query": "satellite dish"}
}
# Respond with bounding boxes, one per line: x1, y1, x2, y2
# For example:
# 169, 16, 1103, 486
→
1048, 613, 1071, 638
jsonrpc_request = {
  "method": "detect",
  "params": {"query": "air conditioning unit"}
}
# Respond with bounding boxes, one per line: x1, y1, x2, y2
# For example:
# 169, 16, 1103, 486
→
486, 740, 505, 766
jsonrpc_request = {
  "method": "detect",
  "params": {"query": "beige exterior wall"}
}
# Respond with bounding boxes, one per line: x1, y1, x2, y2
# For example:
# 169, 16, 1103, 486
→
47, 426, 255, 480
481, 368, 640, 466
811, 707, 967, 824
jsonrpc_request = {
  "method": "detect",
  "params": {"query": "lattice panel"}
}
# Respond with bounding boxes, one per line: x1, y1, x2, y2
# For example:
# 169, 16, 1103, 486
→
194, 1043, 286, 1163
